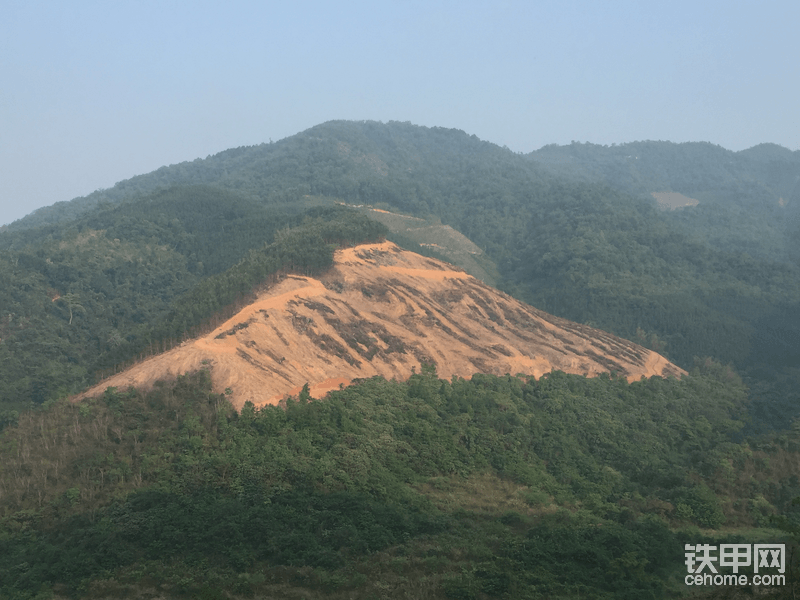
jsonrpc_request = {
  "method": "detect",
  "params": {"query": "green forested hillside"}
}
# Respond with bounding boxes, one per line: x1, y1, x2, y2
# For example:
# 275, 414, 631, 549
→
3, 120, 799, 433
3, 364, 795, 599
2, 121, 800, 599
0, 194, 385, 413
529, 140, 800, 261
2, 121, 799, 430
525, 140, 800, 428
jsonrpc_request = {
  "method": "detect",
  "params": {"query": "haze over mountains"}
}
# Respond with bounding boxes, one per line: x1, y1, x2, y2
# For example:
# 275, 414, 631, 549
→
7, 122, 800, 238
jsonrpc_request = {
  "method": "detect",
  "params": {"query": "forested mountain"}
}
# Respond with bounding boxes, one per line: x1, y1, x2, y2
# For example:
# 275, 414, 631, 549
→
3, 120, 799, 429
529, 140, 800, 262
2, 121, 800, 598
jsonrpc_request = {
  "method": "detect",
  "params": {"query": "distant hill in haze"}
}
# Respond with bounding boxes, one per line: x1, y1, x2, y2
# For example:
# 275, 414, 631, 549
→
529, 139, 800, 204
529, 139, 800, 260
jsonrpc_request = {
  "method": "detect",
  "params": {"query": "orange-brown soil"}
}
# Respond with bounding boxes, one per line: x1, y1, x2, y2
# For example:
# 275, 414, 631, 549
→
75, 242, 685, 409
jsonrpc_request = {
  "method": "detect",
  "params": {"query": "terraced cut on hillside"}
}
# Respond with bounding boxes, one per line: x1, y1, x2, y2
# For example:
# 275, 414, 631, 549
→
336, 201, 500, 285
76, 242, 684, 409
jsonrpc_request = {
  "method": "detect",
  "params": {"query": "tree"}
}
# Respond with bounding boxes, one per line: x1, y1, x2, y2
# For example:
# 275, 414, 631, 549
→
58, 293, 85, 325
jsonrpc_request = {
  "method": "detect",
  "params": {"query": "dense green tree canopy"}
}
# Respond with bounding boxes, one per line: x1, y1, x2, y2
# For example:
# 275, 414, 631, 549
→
2, 365, 790, 599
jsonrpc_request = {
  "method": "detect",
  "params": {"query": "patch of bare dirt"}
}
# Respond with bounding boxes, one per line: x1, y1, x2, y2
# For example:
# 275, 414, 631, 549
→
652, 192, 699, 210
75, 242, 685, 409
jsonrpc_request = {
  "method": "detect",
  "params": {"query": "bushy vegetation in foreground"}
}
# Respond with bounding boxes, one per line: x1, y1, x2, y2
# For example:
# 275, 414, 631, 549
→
2, 364, 797, 599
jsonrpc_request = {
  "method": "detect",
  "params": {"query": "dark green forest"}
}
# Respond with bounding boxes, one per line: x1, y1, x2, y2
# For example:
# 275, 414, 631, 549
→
1, 120, 800, 598
3, 364, 798, 599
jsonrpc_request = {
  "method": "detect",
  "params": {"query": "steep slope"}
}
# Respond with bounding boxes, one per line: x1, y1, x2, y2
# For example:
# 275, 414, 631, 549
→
77, 242, 683, 409
338, 201, 501, 284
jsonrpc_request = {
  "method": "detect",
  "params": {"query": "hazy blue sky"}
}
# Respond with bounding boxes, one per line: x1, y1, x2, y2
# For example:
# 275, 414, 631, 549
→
2, 0, 798, 226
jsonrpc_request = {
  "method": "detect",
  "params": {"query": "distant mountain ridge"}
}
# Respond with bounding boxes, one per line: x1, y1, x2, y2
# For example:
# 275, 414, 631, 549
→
528, 139, 800, 210
6, 121, 798, 233
5, 121, 516, 231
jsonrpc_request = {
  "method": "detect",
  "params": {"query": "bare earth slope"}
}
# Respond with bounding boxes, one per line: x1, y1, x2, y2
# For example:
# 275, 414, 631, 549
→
77, 242, 684, 409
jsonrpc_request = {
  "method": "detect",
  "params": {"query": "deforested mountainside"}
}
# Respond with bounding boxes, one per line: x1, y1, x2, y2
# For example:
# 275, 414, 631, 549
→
3, 119, 800, 429
335, 203, 502, 286
0, 202, 386, 414
76, 241, 683, 409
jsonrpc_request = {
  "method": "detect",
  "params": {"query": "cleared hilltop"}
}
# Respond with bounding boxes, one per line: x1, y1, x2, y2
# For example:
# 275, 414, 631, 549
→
77, 242, 683, 408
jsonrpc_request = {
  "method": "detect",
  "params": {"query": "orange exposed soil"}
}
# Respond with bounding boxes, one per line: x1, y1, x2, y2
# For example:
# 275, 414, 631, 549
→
75, 242, 685, 409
